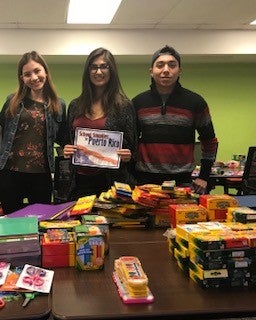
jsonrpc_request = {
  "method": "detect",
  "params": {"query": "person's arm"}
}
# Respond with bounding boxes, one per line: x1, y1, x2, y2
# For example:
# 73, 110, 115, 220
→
0, 126, 2, 149
0, 97, 11, 149
55, 98, 67, 148
193, 137, 218, 194
194, 101, 218, 193
198, 137, 218, 180
120, 102, 138, 163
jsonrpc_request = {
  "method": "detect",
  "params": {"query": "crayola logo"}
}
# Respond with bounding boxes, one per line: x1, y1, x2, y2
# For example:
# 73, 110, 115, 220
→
216, 201, 229, 209
185, 211, 199, 219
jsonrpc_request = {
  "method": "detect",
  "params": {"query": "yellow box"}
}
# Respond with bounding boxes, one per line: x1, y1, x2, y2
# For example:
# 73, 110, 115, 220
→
176, 223, 210, 241
189, 261, 228, 280
199, 194, 238, 210
169, 204, 208, 228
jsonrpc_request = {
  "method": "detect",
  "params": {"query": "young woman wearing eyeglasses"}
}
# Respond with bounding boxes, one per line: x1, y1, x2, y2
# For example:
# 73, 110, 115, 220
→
63, 47, 137, 200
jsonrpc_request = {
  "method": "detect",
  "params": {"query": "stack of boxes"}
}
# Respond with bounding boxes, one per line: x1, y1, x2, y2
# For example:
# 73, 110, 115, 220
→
170, 222, 256, 288
0, 217, 41, 267
41, 229, 76, 268
227, 206, 256, 223
199, 194, 238, 221
40, 220, 81, 268
41, 215, 109, 270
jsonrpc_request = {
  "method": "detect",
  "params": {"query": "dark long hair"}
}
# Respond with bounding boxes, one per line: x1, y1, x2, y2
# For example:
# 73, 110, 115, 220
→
75, 47, 130, 117
7, 51, 61, 116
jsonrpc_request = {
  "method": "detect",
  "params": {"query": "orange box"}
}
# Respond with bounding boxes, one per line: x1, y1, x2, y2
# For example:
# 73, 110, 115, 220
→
169, 204, 208, 228
199, 194, 238, 210
152, 208, 170, 227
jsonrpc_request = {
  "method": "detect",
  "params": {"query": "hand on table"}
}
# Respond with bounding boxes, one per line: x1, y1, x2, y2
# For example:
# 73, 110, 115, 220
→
193, 178, 207, 194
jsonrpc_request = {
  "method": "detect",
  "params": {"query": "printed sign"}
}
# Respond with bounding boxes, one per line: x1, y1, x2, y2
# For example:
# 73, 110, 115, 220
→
72, 127, 123, 169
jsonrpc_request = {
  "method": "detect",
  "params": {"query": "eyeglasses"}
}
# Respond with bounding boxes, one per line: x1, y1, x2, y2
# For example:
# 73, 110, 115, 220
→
90, 63, 110, 72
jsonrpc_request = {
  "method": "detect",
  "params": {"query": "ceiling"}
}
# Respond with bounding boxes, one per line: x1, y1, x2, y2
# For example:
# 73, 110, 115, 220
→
1, 0, 256, 64
0, 0, 256, 31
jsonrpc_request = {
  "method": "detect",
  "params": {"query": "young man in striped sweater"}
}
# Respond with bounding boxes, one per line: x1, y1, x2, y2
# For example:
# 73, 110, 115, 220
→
132, 45, 218, 194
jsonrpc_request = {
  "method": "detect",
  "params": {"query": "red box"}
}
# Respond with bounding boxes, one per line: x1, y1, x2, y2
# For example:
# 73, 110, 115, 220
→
42, 254, 75, 268
199, 194, 238, 210
41, 232, 75, 267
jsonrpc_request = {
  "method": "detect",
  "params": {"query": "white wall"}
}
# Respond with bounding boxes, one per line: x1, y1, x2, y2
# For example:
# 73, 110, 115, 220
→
1, 29, 256, 57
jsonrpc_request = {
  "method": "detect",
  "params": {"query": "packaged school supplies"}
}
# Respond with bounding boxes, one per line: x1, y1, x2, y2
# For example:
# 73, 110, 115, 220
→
113, 256, 154, 304
41, 230, 76, 268
0, 217, 41, 267
70, 195, 96, 216
0, 262, 10, 285
81, 215, 109, 254
8, 201, 76, 220
132, 187, 159, 208
161, 180, 176, 191
114, 182, 133, 197
199, 194, 238, 221
232, 207, 256, 223
16, 264, 54, 293
74, 225, 105, 270
169, 204, 208, 228
39, 220, 81, 230
170, 222, 256, 288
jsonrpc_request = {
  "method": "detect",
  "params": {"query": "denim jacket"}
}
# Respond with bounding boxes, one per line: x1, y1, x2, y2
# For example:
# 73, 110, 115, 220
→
0, 96, 67, 172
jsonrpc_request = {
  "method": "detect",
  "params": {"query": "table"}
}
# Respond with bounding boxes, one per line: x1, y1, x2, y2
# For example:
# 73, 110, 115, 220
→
193, 167, 243, 194
234, 195, 256, 208
51, 228, 256, 320
0, 293, 51, 320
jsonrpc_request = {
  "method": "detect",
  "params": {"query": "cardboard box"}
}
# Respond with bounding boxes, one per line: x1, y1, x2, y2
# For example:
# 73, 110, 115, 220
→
169, 204, 208, 228
199, 194, 238, 210
81, 215, 109, 253
74, 225, 105, 270
41, 232, 75, 268
0, 217, 40, 267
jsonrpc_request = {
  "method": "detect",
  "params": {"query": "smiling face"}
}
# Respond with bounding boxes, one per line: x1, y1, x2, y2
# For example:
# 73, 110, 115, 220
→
150, 54, 181, 94
89, 54, 110, 88
21, 59, 47, 94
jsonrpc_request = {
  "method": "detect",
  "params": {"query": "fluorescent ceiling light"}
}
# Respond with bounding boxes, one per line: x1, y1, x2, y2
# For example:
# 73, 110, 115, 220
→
250, 19, 256, 25
67, 0, 122, 24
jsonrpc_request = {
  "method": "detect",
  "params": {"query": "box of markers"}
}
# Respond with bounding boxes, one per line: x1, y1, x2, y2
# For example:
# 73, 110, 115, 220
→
81, 214, 109, 254
74, 225, 105, 271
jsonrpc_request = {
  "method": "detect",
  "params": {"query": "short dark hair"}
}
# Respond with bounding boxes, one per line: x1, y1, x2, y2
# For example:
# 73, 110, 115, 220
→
151, 45, 181, 66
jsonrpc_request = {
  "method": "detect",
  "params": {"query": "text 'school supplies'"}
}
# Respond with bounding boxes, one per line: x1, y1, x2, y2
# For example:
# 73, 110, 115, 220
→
74, 225, 105, 270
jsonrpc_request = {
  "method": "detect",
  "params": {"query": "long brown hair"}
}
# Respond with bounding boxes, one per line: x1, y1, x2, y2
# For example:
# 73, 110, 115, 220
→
75, 47, 130, 117
7, 51, 61, 116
